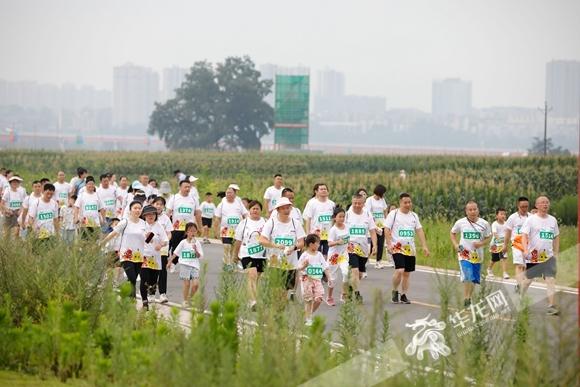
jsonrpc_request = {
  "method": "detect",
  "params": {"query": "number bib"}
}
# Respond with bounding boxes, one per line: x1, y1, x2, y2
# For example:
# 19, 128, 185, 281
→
181, 250, 197, 263
462, 231, 481, 240
349, 226, 366, 237
306, 265, 324, 280
318, 213, 332, 241
104, 199, 116, 217
539, 230, 554, 240
247, 243, 265, 256
274, 236, 294, 247
9, 200, 22, 209
372, 212, 385, 228
37, 211, 54, 221
398, 228, 415, 238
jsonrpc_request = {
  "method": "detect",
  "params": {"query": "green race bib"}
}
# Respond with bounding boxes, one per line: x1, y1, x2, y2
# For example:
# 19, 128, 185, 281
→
349, 227, 366, 236
9, 200, 22, 209
372, 212, 384, 219
181, 250, 196, 260
318, 214, 332, 223
274, 237, 294, 246
463, 231, 481, 240
398, 229, 415, 238
306, 266, 324, 280
38, 211, 53, 221
247, 244, 265, 255
227, 216, 240, 225
178, 207, 192, 214
104, 199, 116, 207
203, 207, 214, 216
85, 204, 98, 211
539, 231, 554, 240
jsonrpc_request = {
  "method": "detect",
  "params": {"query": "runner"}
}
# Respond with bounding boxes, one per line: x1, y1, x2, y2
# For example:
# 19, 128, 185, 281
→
140, 205, 169, 310
297, 234, 332, 326
233, 200, 266, 310
152, 197, 173, 303
385, 193, 430, 304
70, 167, 88, 196
263, 174, 284, 214
73, 176, 105, 239
503, 197, 530, 293
269, 188, 303, 225
303, 183, 335, 258
0, 175, 26, 238
139, 175, 152, 197
487, 208, 509, 279
97, 174, 118, 233
59, 195, 77, 245
365, 184, 388, 269
327, 207, 350, 304
168, 222, 204, 307
345, 193, 378, 303
259, 197, 306, 301
148, 179, 160, 196
166, 179, 202, 268
20, 180, 43, 238
215, 187, 248, 271
521, 196, 560, 316
53, 171, 72, 208
101, 201, 146, 298
27, 183, 59, 241
450, 201, 492, 307
200, 192, 216, 243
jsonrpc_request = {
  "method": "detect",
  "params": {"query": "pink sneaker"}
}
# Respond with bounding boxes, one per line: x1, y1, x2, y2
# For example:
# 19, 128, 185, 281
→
326, 297, 336, 306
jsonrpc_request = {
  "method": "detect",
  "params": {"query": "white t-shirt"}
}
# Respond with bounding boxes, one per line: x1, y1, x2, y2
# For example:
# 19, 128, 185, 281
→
142, 221, 169, 270
490, 221, 507, 253
365, 196, 388, 229
174, 238, 204, 269
114, 218, 147, 262
235, 217, 267, 259
97, 186, 117, 218
298, 250, 328, 280
385, 209, 423, 256
260, 216, 306, 269
167, 193, 199, 231
521, 214, 559, 263
75, 191, 102, 228
157, 213, 174, 255
2, 187, 27, 213
215, 199, 248, 238
451, 217, 491, 264
270, 207, 303, 226
116, 187, 129, 216
28, 198, 59, 238
22, 193, 41, 210
53, 182, 72, 207
327, 224, 349, 265
200, 201, 216, 219
345, 208, 377, 257
303, 198, 335, 241
59, 206, 75, 231
505, 212, 530, 242
263, 185, 284, 211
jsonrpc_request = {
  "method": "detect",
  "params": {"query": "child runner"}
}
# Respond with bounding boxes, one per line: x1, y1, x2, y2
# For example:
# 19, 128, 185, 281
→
386, 192, 430, 304
200, 192, 216, 243
450, 201, 491, 307
233, 200, 266, 310
60, 194, 77, 244
140, 205, 169, 310
168, 222, 204, 307
487, 208, 509, 279
297, 234, 332, 326
327, 207, 350, 304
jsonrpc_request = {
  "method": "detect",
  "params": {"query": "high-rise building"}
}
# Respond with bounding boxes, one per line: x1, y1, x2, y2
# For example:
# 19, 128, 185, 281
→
432, 78, 472, 116
162, 66, 188, 101
546, 60, 580, 119
315, 68, 345, 99
113, 63, 160, 130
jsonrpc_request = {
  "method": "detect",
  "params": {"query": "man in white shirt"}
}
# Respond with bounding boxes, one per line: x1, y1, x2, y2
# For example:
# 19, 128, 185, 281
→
53, 171, 72, 207
263, 174, 284, 214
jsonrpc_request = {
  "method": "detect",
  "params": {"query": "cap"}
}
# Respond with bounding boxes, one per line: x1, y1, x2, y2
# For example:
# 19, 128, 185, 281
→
188, 175, 199, 183
274, 197, 292, 209
228, 183, 240, 191
141, 205, 157, 217
131, 180, 146, 191
8, 176, 23, 182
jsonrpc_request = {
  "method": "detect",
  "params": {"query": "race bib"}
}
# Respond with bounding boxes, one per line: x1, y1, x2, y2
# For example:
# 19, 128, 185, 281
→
349, 226, 366, 236
9, 200, 22, 209
177, 206, 192, 214
318, 214, 332, 223
85, 204, 98, 212
274, 236, 294, 247
202, 207, 214, 217
398, 228, 415, 238
306, 266, 324, 280
373, 212, 385, 227
38, 211, 54, 221
463, 231, 481, 240
58, 192, 68, 204
515, 226, 522, 235
247, 243, 265, 255
227, 216, 241, 226
181, 250, 197, 262
539, 230, 554, 240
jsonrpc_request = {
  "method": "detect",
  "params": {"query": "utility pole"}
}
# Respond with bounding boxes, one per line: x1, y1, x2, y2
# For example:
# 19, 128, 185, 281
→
538, 101, 552, 156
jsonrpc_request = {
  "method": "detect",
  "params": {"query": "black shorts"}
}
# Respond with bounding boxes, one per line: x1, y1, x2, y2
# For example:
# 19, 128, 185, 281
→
491, 252, 506, 262
348, 253, 368, 272
526, 258, 557, 279
241, 257, 266, 273
393, 253, 416, 272
318, 240, 329, 256
222, 237, 234, 245
202, 217, 212, 227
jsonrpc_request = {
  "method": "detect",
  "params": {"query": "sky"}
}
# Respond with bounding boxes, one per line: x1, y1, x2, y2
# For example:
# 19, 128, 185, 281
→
1, 0, 579, 111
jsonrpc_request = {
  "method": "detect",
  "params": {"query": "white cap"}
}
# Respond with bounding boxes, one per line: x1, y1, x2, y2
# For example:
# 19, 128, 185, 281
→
8, 176, 23, 182
188, 175, 199, 183
131, 180, 146, 191
228, 183, 240, 191
274, 197, 292, 209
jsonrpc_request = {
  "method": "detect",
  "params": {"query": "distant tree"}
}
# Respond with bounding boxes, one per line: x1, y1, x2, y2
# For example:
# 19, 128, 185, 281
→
149, 57, 273, 150
528, 137, 570, 155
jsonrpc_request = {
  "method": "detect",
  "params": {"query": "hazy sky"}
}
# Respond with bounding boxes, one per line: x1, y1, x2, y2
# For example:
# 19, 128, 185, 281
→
1, 0, 579, 111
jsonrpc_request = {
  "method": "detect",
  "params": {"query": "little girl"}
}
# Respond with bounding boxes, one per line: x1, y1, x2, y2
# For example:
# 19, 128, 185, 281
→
297, 234, 332, 326
168, 222, 204, 307
327, 207, 350, 304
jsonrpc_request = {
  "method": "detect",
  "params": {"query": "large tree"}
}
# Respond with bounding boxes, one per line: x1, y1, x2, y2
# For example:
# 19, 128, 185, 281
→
528, 136, 570, 155
149, 56, 273, 150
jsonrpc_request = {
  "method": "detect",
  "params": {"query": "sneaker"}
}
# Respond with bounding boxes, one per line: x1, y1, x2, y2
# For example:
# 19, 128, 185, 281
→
361, 272, 368, 279
374, 262, 382, 269
391, 290, 399, 304
136, 275, 141, 282
159, 294, 169, 304
354, 291, 363, 303
487, 269, 494, 278
237, 262, 244, 272
400, 294, 411, 304
546, 305, 559, 316
503, 272, 510, 280
305, 318, 313, 327
203, 238, 210, 244
325, 297, 336, 306
181, 301, 190, 308
464, 298, 471, 308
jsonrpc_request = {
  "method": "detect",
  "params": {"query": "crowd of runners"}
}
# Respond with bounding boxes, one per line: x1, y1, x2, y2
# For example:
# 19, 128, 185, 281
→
0, 167, 561, 324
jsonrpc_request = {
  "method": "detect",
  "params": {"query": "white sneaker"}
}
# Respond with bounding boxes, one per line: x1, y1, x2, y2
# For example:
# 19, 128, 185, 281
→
374, 262, 382, 269
503, 272, 510, 280
487, 269, 494, 278
361, 272, 368, 279
136, 275, 141, 282
305, 318, 313, 327
159, 294, 169, 304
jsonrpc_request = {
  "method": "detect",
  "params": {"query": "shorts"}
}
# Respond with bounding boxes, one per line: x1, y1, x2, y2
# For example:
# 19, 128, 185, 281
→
301, 278, 325, 302
3, 214, 19, 229
179, 264, 200, 280
318, 240, 329, 256
202, 217, 212, 228
327, 259, 349, 284
241, 257, 266, 273
348, 253, 367, 272
222, 237, 234, 245
459, 260, 481, 284
393, 253, 416, 272
512, 248, 525, 265
491, 252, 507, 262
526, 258, 557, 279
